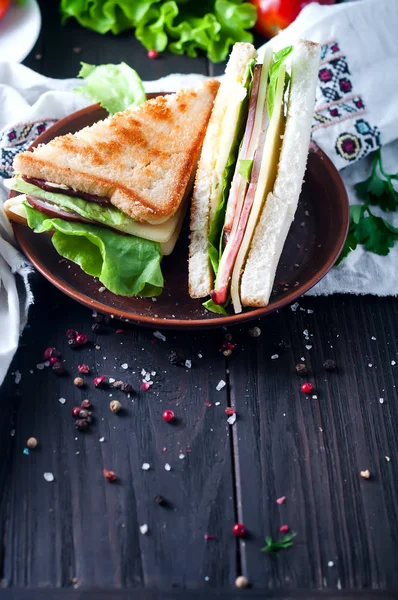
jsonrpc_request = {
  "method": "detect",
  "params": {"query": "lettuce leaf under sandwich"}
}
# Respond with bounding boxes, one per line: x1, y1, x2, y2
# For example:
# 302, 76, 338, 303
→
24, 203, 164, 297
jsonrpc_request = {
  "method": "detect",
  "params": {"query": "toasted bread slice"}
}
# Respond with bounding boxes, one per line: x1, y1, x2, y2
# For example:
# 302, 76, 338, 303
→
13, 80, 220, 225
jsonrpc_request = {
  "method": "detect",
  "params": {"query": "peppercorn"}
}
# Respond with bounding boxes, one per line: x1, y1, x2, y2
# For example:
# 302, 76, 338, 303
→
103, 469, 117, 482
81, 399, 91, 409
85, 414, 93, 424
162, 409, 174, 422
295, 363, 308, 376
223, 349, 232, 357
27, 437, 38, 449
52, 361, 65, 375
323, 359, 337, 371
75, 334, 88, 346
232, 523, 246, 537
78, 409, 90, 419
248, 326, 261, 338
43, 347, 59, 361
74, 377, 84, 388
154, 494, 167, 506
301, 382, 313, 394
49, 357, 59, 366
235, 576, 249, 589
112, 380, 123, 389
75, 419, 90, 431
91, 322, 105, 334
225, 407, 235, 416
94, 376, 107, 388
109, 400, 121, 414
72, 406, 82, 417
78, 364, 90, 374
120, 382, 133, 394
168, 350, 185, 367
66, 329, 77, 340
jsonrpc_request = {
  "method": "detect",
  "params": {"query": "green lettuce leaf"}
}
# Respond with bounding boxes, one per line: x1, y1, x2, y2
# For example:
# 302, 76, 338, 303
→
12, 176, 140, 233
76, 62, 146, 114
207, 58, 255, 276
24, 203, 163, 297
60, 0, 257, 63
203, 298, 228, 315
267, 46, 293, 118
238, 159, 253, 183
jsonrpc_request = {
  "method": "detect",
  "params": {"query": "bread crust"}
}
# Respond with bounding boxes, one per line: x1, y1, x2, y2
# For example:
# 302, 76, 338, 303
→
14, 80, 220, 224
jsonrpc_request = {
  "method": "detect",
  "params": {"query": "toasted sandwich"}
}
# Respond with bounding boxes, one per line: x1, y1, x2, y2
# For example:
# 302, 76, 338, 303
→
4, 80, 219, 296
4, 80, 219, 297
188, 40, 320, 313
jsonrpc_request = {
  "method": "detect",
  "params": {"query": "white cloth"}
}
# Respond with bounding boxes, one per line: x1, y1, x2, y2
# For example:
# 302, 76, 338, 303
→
0, 0, 397, 386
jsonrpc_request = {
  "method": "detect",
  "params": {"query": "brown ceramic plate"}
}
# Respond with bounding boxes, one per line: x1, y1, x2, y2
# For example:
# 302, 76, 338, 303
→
10, 95, 349, 329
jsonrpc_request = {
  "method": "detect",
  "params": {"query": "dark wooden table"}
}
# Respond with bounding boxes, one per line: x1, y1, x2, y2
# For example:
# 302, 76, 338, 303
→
1, 1, 398, 598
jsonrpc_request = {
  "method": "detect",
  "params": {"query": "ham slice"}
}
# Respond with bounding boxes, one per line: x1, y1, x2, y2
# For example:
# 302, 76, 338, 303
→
27, 195, 94, 225
23, 176, 111, 207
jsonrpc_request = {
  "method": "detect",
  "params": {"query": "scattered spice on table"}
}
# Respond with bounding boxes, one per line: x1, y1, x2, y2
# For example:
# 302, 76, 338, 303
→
162, 410, 174, 422
280, 524, 289, 533
232, 523, 246, 537
109, 400, 122, 414
94, 376, 107, 388
103, 469, 117, 482
323, 359, 337, 371
27, 437, 38, 449
74, 377, 84, 387
78, 364, 90, 374
154, 495, 167, 506
261, 532, 296, 555
235, 576, 249, 589
301, 382, 313, 394
295, 363, 308, 376
276, 496, 286, 505
360, 469, 371, 479
248, 326, 261, 337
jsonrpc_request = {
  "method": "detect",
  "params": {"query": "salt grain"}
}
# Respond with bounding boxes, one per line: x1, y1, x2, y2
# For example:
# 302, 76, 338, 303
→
385, 456, 391, 462
198, 353, 203, 358
215, 402, 221, 406
216, 380, 226, 391
391, 360, 396, 366
14, 370, 21, 384
371, 336, 377, 340
271, 354, 279, 360
368, 363, 373, 367
121, 363, 128, 370
303, 329, 309, 337
185, 359, 192, 369
179, 453, 185, 460
305, 345, 312, 350
153, 331, 166, 342
109, 378, 115, 383
227, 413, 237, 425
98, 286, 106, 293
99, 437, 105, 442
164, 463, 171, 471
141, 463, 150, 471
290, 302, 299, 312
36, 363, 45, 370
58, 397, 66, 405
43, 472, 54, 482
140, 524, 148, 535
328, 561, 334, 567
379, 397, 385, 404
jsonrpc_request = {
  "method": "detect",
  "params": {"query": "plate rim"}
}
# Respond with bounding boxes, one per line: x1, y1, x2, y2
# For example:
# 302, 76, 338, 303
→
11, 99, 350, 329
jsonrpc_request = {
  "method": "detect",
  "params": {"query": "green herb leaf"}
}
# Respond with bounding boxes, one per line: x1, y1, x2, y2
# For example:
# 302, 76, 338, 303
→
238, 159, 253, 183
354, 210, 398, 255
267, 45, 293, 118
261, 532, 297, 556
61, 0, 257, 63
75, 62, 146, 115
24, 203, 164, 297
354, 151, 398, 212
336, 222, 358, 264
203, 298, 228, 315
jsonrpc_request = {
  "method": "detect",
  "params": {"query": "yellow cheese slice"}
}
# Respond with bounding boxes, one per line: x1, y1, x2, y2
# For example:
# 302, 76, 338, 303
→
230, 65, 287, 313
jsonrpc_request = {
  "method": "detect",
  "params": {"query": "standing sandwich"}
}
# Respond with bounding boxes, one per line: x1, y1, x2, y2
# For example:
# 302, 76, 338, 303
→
5, 80, 219, 297
188, 40, 321, 313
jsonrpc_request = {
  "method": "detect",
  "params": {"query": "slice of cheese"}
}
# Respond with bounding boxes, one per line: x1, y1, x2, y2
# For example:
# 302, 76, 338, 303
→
4, 195, 184, 256
230, 65, 287, 313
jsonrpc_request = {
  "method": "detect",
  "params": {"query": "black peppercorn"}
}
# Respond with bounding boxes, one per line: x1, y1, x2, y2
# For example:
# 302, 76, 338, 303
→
295, 363, 308, 376
91, 322, 105, 334
120, 382, 133, 394
52, 361, 65, 375
323, 359, 337, 371
154, 494, 167, 506
78, 409, 89, 419
75, 419, 90, 431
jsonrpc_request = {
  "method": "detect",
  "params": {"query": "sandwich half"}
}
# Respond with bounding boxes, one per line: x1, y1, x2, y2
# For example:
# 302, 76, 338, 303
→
5, 80, 219, 296
188, 40, 320, 313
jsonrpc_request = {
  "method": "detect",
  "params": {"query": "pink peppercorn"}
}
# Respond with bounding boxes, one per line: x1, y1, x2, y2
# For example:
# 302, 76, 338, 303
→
162, 409, 174, 422
301, 382, 313, 394
140, 382, 150, 391
75, 334, 88, 346
232, 523, 246, 537
78, 364, 90, 374
49, 357, 59, 366
94, 376, 107, 388
148, 49, 158, 59
280, 525, 289, 533
103, 469, 117, 482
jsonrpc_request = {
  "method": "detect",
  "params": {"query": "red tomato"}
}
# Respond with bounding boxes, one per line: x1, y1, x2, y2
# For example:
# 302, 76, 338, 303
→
250, 0, 336, 38
0, 0, 10, 21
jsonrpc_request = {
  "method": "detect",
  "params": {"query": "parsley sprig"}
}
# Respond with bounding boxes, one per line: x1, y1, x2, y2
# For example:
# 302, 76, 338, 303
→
338, 149, 398, 263
260, 532, 296, 555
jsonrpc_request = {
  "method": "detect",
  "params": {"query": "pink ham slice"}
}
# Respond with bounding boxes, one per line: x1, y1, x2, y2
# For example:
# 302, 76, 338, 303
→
210, 105, 269, 306
223, 64, 262, 244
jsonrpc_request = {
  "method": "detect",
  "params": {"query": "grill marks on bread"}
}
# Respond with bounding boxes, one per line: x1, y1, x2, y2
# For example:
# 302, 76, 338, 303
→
13, 81, 219, 224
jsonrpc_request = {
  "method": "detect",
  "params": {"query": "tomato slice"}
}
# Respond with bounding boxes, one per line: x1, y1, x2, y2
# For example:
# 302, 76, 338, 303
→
0, 0, 11, 21
250, 0, 336, 38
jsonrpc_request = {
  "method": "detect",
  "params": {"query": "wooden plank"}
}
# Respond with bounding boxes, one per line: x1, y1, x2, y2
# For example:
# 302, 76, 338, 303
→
1, 588, 397, 599
229, 295, 398, 590
1, 274, 235, 587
